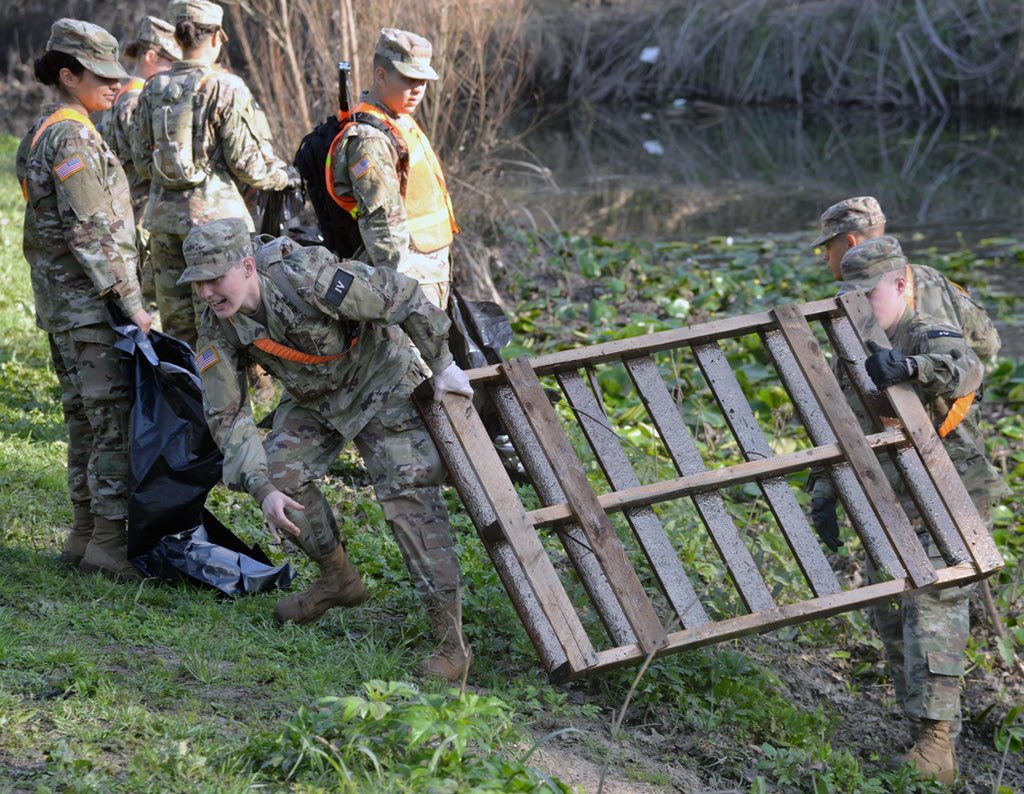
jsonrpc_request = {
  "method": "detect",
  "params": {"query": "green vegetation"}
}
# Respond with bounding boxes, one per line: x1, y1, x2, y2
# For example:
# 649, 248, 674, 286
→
1, 134, 1021, 792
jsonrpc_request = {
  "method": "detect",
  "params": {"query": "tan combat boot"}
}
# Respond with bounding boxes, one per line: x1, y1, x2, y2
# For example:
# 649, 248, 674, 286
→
273, 545, 367, 624
898, 719, 956, 785
419, 592, 472, 683
79, 516, 143, 582
59, 503, 95, 568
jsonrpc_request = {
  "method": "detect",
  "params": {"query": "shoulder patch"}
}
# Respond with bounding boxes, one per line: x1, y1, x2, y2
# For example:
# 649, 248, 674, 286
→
350, 155, 374, 179
196, 346, 220, 373
325, 268, 355, 307
54, 155, 86, 181
926, 329, 963, 339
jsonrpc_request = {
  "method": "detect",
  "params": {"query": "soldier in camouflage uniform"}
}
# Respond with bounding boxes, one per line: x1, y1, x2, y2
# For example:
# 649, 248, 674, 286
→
813, 196, 1001, 359
132, 0, 297, 349
18, 19, 152, 580
98, 16, 181, 310
327, 29, 458, 309
810, 238, 1009, 784
182, 217, 474, 682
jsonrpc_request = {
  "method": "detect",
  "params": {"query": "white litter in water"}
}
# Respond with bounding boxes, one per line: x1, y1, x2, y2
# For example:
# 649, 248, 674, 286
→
725, 236, 734, 246
640, 112, 654, 121
639, 46, 660, 64
672, 97, 688, 108
642, 140, 664, 156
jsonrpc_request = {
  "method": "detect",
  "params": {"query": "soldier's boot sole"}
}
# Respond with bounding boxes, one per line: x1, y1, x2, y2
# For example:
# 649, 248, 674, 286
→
273, 545, 367, 625
59, 503, 95, 569
80, 516, 143, 582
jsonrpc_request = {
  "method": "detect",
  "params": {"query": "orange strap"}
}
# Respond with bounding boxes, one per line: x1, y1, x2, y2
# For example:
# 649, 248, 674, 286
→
114, 77, 146, 104
250, 335, 357, 365
937, 392, 975, 439
21, 108, 98, 200
903, 265, 915, 311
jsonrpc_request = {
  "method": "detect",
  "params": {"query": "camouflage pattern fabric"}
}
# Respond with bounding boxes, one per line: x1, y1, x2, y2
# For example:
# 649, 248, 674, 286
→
18, 104, 144, 332
195, 239, 458, 602
150, 230, 205, 347
908, 262, 1001, 360
47, 326, 131, 519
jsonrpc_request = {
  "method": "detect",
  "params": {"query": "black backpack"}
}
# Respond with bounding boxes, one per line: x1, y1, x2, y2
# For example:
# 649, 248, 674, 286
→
293, 113, 407, 258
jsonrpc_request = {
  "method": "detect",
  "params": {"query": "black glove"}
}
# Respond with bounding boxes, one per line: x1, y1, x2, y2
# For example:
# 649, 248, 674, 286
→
865, 340, 918, 389
283, 165, 302, 190
811, 496, 843, 552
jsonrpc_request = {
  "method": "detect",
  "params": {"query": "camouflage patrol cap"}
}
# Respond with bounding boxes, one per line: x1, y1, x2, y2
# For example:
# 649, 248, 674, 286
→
136, 16, 182, 60
375, 28, 438, 80
178, 218, 254, 284
47, 19, 129, 80
168, 0, 225, 27
839, 236, 907, 293
813, 196, 886, 247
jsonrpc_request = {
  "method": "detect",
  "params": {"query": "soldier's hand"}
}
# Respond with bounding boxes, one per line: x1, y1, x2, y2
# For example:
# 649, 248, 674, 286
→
865, 340, 917, 389
261, 490, 304, 537
130, 309, 154, 335
433, 362, 474, 401
282, 165, 302, 191
811, 495, 843, 552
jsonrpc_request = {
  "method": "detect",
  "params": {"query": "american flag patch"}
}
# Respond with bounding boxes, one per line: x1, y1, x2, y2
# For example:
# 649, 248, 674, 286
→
195, 346, 219, 374
54, 155, 86, 181
350, 155, 374, 179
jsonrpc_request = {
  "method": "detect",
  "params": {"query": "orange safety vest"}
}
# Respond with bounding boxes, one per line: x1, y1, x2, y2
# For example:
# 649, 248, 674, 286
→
902, 264, 974, 439
20, 108, 98, 201
325, 102, 459, 254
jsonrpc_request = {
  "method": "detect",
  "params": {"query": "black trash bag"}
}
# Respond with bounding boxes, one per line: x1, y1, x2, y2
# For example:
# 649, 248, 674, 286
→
133, 512, 296, 596
446, 287, 513, 370
110, 316, 294, 592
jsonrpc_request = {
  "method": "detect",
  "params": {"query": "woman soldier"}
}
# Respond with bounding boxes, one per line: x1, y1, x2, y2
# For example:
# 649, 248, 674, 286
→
18, 19, 152, 580
132, 0, 297, 351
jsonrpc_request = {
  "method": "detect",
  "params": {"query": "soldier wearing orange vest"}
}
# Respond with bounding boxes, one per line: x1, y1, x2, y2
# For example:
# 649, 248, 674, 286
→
98, 16, 181, 308
327, 29, 459, 310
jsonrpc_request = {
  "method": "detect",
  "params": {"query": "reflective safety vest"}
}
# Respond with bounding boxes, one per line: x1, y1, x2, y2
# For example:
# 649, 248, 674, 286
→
21, 108, 98, 201
902, 264, 975, 439
325, 102, 459, 254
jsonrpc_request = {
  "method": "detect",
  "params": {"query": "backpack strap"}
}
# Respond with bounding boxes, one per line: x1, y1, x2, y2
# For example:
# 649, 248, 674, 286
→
325, 108, 409, 213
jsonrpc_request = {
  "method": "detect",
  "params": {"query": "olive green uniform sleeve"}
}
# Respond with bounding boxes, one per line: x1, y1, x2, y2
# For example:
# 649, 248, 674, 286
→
304, 248, 453, 374
214, 78, 291, 191
908, 331, 982, 401
195, 315, 275, 503
51, 133, 144, 317
334, 130, 409, 269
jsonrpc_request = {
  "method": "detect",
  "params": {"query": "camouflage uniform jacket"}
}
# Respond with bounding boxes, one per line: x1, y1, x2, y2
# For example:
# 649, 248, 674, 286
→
132, 61, 290, 235
907, 262, 1000, 360
195, 241, 454, 503
18, 104, 144, 332
821, 308, 1009, 515
99, 81, 149, 216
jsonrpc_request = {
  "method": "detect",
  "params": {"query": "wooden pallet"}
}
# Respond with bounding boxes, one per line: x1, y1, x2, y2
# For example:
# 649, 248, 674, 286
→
415, 292, 1003, 682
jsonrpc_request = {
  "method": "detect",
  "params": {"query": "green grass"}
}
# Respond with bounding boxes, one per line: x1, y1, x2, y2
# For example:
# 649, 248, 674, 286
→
1, 133, 1022, 792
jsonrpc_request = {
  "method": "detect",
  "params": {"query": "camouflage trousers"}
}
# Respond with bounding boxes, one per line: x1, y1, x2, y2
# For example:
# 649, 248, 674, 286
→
48, 324, 131, 519
137, 223, 157, 312
264, 383, 460, 605
149, 231, 205, 350
868, 503, 993, 725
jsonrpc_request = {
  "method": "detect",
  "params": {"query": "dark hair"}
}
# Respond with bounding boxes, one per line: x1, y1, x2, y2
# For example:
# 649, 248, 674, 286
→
174, 21, 219, 50
33, 50, 87, 86
372, 53, 396, 74
123, 40, 145, 60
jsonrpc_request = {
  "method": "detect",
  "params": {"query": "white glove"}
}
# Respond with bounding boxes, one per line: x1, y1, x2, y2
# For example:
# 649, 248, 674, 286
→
433, 362, 474, 401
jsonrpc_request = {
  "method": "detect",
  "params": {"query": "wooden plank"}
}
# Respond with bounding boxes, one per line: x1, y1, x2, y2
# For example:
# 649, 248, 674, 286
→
625, 355, 777, 613
502, 357, 668, 655
490, 384, 640, 646
462, 299, 841, 385
558, 369, 711, 629
414, 389, 573, 678
579, 562, 985, 679
526, 429, 906, 527
693, 341, 841, 597
761, 328, 906, 578
835, 292, 1003, 573
431, 388, 599, 673
771, 304, 936, 587
825, 314, 971, 566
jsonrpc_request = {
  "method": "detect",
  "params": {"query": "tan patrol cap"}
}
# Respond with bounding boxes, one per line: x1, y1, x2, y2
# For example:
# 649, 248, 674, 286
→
839, 236, 907, 293
813, 196, 886, 247
375, 28, 438, 81
47, 19, 129, 80
168, 0, 225, 27
136, 16, 182, 60
178, 218, 254, 284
